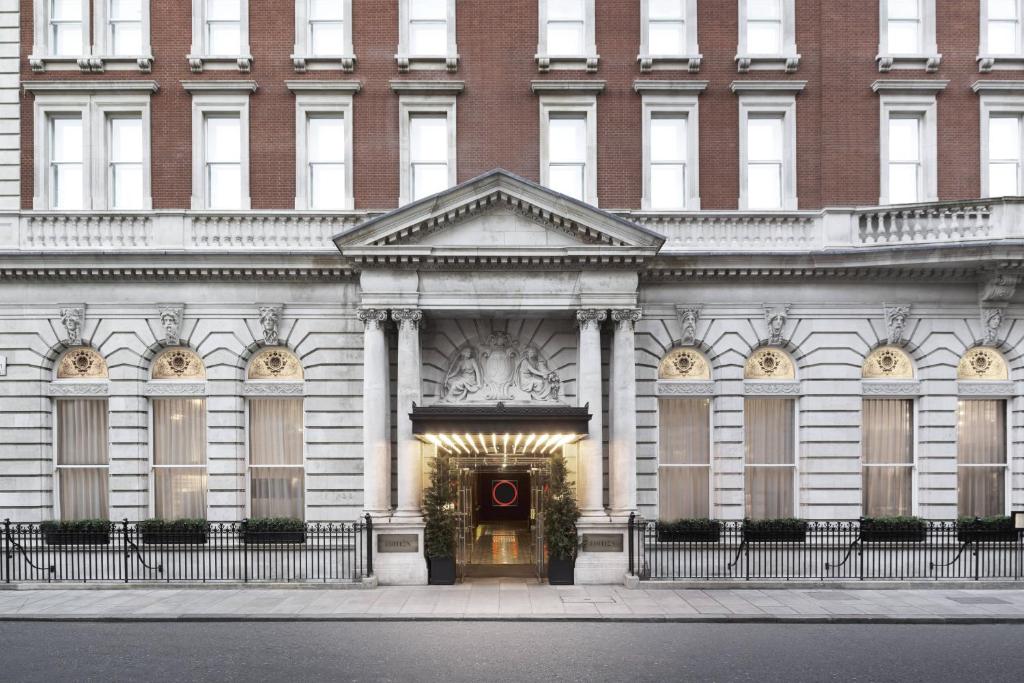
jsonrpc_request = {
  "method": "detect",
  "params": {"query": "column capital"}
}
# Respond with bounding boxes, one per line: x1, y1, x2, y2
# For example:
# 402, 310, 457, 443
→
392, 308, 423, 332
357, 308, 389, 330
610, 308, 642, 330
576, 309, 608, 330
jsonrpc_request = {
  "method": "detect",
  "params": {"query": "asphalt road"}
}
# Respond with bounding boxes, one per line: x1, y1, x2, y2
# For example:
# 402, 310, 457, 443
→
2, 622, 1021, 682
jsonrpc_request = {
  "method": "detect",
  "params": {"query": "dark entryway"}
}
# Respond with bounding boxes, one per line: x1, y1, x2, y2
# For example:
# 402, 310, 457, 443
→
475, 471, 531, 523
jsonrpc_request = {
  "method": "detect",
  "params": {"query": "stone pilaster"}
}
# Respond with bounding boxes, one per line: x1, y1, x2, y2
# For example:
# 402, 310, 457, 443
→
358, 308, 390, 514
609, 308, 641, 515
392, 308, 423, 516
576, 309, 607, 516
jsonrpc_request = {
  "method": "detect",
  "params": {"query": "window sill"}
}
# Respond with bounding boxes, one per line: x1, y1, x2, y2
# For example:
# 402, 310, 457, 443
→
292, 54, 356, 73
536, 54, 600, 73
637, 54, 703, 73
735, 54, 801, 73
394, 54, 459, 73
28, 55, 154, 73
876, 54, 942, 73
187, 54, 254, 73
978, 55, 1024, 73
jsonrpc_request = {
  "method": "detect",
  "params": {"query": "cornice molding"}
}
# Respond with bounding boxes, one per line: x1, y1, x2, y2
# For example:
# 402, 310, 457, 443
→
957, 381, 1015, 397
242, 382, 305, 397
143, 381, 207, 397
743, 381, 801, 396
633, 80, 709, 94
730, 80, 807, 94
531, 80, 607, 95
389, 80, 465, 95
23, 80, 159, 93
972, 80, 1024, 94
656, 380, 715, 397
871, 79, 949, 94
286, 80, 362, 93
181, 80, 259, 93
861, 380, 922, 396
47, 382, 109, 397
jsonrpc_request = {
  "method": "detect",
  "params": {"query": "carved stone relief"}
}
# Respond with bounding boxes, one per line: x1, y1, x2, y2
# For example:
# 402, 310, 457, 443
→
981, 307, 1005, 346
957, 347, 1009, 381
158, 304, 184, 346
884, 304, 911, 345
744, 348, 795, 380
862, 345, 914, 379
152, 348, 206, 380
675, 306, 701, 347
248, 347, 303, 380
58, 305, 85, 346
658, 348, 711, 380
762, 305, 790, 346
258, 305, 283, 345
440, 331, 562, 404
57, 347, 108, 379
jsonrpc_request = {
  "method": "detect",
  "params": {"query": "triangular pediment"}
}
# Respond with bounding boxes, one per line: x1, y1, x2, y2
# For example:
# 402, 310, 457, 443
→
333, 170, 665, 263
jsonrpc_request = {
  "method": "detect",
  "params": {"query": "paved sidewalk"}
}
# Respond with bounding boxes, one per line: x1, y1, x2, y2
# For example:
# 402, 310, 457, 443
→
1, 581, 1023, 623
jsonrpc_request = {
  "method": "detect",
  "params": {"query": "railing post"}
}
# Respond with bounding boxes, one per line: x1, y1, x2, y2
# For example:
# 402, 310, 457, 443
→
242, 518, 249, 583
122, 519, 130, 583
3, 519, 10, 584
628, 512, 635, 576
365, 513, 373, 577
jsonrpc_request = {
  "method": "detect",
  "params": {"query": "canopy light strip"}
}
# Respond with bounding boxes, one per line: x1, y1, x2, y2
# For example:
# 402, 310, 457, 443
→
420, 432, 584, 456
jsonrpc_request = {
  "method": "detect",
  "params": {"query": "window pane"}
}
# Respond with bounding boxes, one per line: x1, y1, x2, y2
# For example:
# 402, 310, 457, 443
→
959, 467, 1005, 517
209, 165, 242, 209
154, 468, 208, 519
888, 163, 919, 203
747, 117, 782, 161
409, 0, 446, 20
549, 0, 585, 20
153, 399, 207, 466
208, 22, 242, 55
650, 0, 685, 20
52, 117, 83, 163
251, 467, 305, 519
748, 0, 781, 19
888, 117, 920, 161
57, 400, 109, 466
310, 22, 344, 54
887, 21, 920, 53
308, 116, 345, 163
206, 116, 241, 163
112, 23, 143, 55
548, 164, 585, 200
249, 400, 304, 466
958, 400, 1006, 465
410, 116, 448, 162
989, 162, 1019, 196
547, 23, 585, 55
53, 23, 83, 56
311, 164, 346, 209
747, 164, 782, 209
54, 164, 83, 210
746, 22, 782, 53
113, 164, 143, 209
863, 466, 912, 517
888, 0, 920, 20
52, 0, 82, 20
207, 0, 241, 20
651, 117, 686, 162
60, 469, 109, 521
989, 21, 1018, 54
410, 22, 447, 54
746, 467, 793, 519
549, 116, 586, 162
660, 467, 710, 520
649, 22, 685, 54
413, 163, 449, 199
659, 399, 710, 465
862, 399, 914, 465
110, 0, 142, 20
989, 116, 1020, 160
110, 117, 142, 163
310, 0, 344, 20
651, 165, 686, 209
745, 399, 794, 465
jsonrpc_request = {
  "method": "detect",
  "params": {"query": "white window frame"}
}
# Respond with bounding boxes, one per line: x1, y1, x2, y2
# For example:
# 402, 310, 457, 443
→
875, 82, 944, 205
395, 0, 459, 72
639, 0, 701, 72
980, 0, 1024, 71
396, 90, 458, 206
735, 0, 800, 73
860, 397, 920, 517
28, 82, 156, 211
742, 396, 800, 519
93, 0, 154, 71
243, 397, 308, 520
956, 398, 1011, 517
536, 0, 599, 73
536, 86, 600, 206
877, 0, 940, 72
184, 81, 257, 210
147, 396, 209, 520
292, 0, 355, 72
979, 87, 1024, 196
287, 81, 359, 210
51, 396, 111, 521
734, 81, 803, 211
30, 0, 90, 72
637, 81, 705, 210
656, 395, 715, 520
188, 0, 253, 73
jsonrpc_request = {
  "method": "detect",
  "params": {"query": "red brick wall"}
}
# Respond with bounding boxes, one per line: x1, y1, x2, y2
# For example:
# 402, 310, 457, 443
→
18, 1, 1016, 211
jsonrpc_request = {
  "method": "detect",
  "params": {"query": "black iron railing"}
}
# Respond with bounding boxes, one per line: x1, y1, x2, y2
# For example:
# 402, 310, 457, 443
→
627, 516, 1023, 582
2, 517, 372, 584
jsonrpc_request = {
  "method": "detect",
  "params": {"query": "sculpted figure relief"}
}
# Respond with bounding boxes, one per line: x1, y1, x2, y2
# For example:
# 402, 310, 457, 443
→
514, 347, 560, 401
438, 332, 564, 404
442, 348, 483, 402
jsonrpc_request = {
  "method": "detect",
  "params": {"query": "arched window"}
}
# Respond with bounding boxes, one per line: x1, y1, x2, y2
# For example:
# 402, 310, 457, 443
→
861, 346, 916, 517
657, 348, 712, 520
149, 348, 207, 520
956, 347, 1009, 517
245, 347, 305, 520
52, 347, 109, 520
743, 348, 797, 519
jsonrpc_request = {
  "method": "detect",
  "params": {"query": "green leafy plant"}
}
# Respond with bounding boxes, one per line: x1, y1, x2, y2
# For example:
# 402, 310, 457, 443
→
659, 518, 721, 533
423, 453, 457, 559
860, 516, 927, 530
244, 517, 306, 533
39, 519, 110, 533
743, 518, 808, 533
543, 453, 581, 561
958, 515, 1018, 543
137, 518, 207, 533
958, 515, 1014, 530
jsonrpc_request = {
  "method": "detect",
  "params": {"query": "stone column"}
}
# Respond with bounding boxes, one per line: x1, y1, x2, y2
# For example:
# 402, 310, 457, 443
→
609, 308, 641, 515
393, 308, 423, 517
576, 309, 607, 516
358, 308, 390, 514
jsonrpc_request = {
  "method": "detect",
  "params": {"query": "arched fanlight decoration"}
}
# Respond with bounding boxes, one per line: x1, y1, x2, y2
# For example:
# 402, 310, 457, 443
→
247, 347, 304, 381
658, 348, 711, 380
957, 347, 1008, 381
744, 347, 795, 380
151, 347, 206, 380
56, 347, 108, 379
862, 345, 914, 380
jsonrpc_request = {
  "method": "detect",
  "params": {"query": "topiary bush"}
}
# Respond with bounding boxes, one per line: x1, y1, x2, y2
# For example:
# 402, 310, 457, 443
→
423, 453, 457, 559
543, 453, 581, 561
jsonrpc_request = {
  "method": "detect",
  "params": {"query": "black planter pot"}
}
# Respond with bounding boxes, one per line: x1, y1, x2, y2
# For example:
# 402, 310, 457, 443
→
958, 528, 1020, 544
43, 530, 111, 546
860, 526, 927, 543
241, 531, 306, 544
142, 530, 208, 545
428, 556, 456, 585
547, 557, 575, 585
743, 527, 807, 543
657, 524, 722, 543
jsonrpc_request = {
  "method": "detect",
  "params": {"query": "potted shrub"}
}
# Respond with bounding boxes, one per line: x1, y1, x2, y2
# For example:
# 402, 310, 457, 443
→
657, 518, 722, 543
423, 452, 457, 585
859, 516, 927, 543
958, 516, 1019, 544
544, 453, 580, 585
139, 518, 208, 545
40, 519, 111, 546
742, 518, 808, 543
241, 517, 306, 544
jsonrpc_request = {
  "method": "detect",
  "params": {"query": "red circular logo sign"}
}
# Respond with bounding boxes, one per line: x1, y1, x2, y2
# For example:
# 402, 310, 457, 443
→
491, 480, 519, 507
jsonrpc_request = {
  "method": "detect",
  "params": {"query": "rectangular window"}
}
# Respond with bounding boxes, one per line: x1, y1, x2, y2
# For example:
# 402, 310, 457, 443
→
409, 114, 450, 201
109, 116, 143, 210
649, 115, 687, 210
746, 0, 783, 54
50, 0, 84, 56
744, 398, 795, 519
308, 0, 344, 56
409, 0, 448, 55
648, 0, 685, 55
746, 115, 784, 210
205, 114, 242, 210
152, 398, 208, 520
249, 399, 305, 519
547, 0, 586, 56
56, 400, 109, 520
862, 399, 914, 517
50, 115, 84, 211
887, 0, 922, 54
109, 0, 143, 56
888, 115, 921, 204
989, 0, 1020, 55
206, 0, 242, 56
307, 115, 346, 210
989, 115, 1021, 196
548, 115, 587, 200
658, 398, 711, 519
957, 400, 1007, 517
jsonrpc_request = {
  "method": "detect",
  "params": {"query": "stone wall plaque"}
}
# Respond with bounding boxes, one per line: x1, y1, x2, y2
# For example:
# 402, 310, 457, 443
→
581, 533, 623, 553
377, 533, 419, 553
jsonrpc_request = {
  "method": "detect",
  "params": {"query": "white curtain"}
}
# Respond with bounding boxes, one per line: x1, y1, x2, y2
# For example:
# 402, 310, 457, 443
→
153, 398, 207, 519
249, 399, 304, 519
958, 400, 1006, 517
744, 399, 795, 519
862, 399, 914, 517
56, 400, 109, 520
658, 398, 711, 519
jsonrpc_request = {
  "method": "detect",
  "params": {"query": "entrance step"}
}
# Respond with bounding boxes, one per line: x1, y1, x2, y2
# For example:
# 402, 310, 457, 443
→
463, 564, 538, 579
